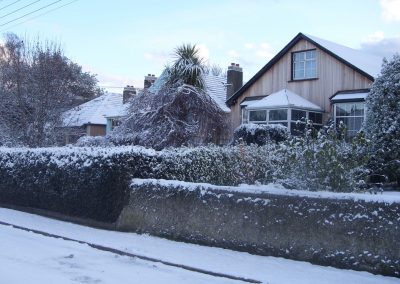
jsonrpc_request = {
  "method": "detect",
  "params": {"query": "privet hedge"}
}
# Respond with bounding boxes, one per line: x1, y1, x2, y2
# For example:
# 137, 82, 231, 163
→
118, 179, 400, 277
0, 147, 156, 222
0, 140, 370, 222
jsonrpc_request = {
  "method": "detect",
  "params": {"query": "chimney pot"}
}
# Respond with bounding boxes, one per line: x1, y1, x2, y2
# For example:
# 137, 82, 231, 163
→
226, 63, 243, 100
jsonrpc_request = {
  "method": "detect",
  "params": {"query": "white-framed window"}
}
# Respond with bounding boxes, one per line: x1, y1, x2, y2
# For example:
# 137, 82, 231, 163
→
334, 102, 365, 137
247, 108, 323, 134
292, 50, 317, 80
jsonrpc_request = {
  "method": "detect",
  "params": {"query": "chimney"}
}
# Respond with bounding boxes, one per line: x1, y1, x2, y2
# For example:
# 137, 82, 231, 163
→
123, 85, 136, 104
226, 63, 243, 100
144, 74, 157, 89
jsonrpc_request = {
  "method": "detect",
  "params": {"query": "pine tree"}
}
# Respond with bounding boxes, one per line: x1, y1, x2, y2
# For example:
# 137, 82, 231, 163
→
365, 54, 400, 185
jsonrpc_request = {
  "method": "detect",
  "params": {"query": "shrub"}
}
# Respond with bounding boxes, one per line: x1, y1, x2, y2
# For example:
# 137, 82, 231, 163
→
273, 122, 370, 192
0, 147, 157, 222
365, 54, 400, 185
155, 144, 277, 186
233, 123, 288, 145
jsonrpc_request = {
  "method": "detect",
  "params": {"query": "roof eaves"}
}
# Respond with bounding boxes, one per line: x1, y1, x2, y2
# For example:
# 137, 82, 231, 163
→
300, 34, 375, 81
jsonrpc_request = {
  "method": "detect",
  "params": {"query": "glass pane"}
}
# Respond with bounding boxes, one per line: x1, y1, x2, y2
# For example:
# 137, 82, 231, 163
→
309, 112, 322, 124
354, 103, 364, 116
305, 67, 316, 78
336, 105, 345, 116
242, 108, 249, 124
291, 109, 306, 121
354, 117, 364, 131
306, 50, 315, 59
293, 52, 304, 61
269, 109, 288, 121
249, 110, 266, 121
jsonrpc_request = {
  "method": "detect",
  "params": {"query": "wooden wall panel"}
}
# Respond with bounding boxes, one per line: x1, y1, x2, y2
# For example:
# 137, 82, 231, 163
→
230, 39, 374, 129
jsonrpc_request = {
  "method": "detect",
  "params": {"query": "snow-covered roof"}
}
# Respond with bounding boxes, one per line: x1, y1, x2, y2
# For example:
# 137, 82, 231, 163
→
246, 89, 322, 111
305, 34, 383, 78
150, 72, 230, 113
330, 91, 369, 102
203, 74, 230, 113
63, 92, 126, 127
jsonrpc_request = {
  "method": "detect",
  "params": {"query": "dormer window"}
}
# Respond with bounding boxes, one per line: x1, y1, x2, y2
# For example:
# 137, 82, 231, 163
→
292, 50, 317, 80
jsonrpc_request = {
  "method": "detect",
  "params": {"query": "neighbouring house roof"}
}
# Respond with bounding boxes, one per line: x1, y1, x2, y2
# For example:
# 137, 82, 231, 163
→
203, 74, 230, 113
227, 32, 383, 106
150, 71, 230, 113
62, 92, 125, 127
246, 89, 323, 111
330, 89, 369, 103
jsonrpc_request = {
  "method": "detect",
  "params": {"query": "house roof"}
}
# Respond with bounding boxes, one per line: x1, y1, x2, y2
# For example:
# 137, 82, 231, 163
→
150, 71, 230, 113
246, 89, 322, 111
62, 92, 126, 127
226, 32, 383, 106
203, 74, 230, 112
330, 89, 369, 103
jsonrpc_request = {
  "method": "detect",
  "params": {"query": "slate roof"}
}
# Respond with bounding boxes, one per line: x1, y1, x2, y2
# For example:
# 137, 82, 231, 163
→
62, 92, 126, 127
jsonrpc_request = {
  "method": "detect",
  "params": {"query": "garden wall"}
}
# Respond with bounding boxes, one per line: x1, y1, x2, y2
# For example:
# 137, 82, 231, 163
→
117, 179, 400, 277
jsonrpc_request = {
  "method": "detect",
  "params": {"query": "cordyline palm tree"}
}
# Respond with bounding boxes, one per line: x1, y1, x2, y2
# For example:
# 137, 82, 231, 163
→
166, 43, 206, 90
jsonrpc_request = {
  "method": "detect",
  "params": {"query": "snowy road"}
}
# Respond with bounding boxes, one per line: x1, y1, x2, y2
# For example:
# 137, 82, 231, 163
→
0, 208, 399, 284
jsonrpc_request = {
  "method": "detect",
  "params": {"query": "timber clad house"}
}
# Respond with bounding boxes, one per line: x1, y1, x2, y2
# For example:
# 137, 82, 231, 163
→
226, 32, 383, 137
62, 32, 384, 144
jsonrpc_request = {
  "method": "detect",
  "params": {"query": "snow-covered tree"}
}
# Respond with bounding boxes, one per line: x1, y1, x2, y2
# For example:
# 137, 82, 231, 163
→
0, 33, 101, 147
165, 44, 206, 90
365, 54, 400, 184
108, 44, 229, 149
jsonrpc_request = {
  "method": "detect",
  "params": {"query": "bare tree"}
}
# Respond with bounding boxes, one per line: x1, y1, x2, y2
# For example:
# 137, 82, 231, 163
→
0, 33, 101, 147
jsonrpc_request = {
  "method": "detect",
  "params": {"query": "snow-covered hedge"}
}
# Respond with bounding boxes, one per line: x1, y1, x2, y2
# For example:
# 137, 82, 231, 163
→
233, 123, 289, 145
155, 144, 278, 185
0, 146, 156, 222
0, 136, 370, 223
118, 179, 400, 277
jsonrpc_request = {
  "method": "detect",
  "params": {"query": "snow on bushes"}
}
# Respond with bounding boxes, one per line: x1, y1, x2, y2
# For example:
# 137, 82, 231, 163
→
0, 146, 156, 222
155, 144, 277, 185
365, 54, 400, 185
233, 123, 289, 145
0, 132, 370, 221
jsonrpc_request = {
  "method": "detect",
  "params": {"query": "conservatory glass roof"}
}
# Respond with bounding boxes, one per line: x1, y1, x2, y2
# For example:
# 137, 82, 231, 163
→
246, 89, 322, 111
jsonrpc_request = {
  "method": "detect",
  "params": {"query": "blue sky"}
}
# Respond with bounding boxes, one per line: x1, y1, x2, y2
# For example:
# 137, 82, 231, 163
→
2, 0, 400, 92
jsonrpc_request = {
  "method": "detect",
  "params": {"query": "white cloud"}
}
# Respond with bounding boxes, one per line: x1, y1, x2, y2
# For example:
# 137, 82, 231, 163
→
380, 0, 400, 21
228, 50, 240, 58
244, 43, 255, 49
197, 43, 210, 61
253, 42, 275, 60
144, 51, 169, 64
363, 31, 385, 44
361, 31, 400, 59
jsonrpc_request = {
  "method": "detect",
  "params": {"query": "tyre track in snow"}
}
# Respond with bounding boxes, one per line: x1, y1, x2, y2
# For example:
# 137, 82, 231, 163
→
0, 220, 262, 284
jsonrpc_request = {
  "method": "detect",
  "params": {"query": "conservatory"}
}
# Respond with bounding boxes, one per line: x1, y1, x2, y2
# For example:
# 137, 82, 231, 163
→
242, 89, 324, 134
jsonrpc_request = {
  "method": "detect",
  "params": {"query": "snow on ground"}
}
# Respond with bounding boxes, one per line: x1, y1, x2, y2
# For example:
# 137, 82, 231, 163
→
1, 208, 398, 284
0, 226, 233, 284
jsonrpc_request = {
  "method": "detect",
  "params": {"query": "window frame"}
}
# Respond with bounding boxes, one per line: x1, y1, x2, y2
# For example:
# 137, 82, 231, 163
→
291, 49, 317, 81
333, 102, 366, 137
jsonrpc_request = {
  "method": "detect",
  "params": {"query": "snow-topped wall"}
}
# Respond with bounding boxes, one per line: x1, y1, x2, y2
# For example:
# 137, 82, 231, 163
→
118, 179, 400, 277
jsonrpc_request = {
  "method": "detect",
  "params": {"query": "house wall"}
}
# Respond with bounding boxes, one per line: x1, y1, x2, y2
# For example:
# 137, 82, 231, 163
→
86, 124, 106, 136
231, 39, 374, 129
